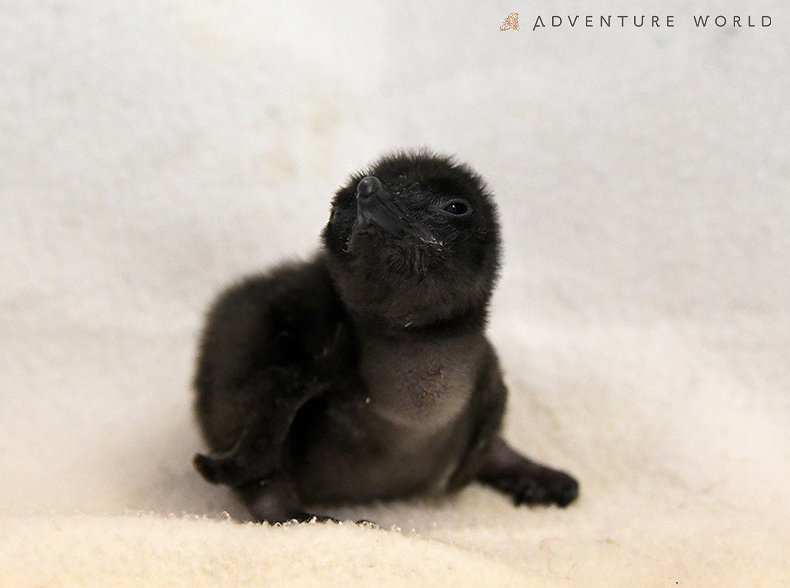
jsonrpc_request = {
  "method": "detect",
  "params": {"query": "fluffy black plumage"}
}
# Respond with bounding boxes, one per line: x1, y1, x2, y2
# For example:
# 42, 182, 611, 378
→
193, 151, 579, 523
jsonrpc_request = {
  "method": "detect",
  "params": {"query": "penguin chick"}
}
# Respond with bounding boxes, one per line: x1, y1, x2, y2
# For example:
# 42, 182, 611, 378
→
193, 151, 579, 523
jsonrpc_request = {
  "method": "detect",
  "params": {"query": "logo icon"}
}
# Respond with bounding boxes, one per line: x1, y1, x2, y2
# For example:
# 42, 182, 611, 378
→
500, 12, 520, 31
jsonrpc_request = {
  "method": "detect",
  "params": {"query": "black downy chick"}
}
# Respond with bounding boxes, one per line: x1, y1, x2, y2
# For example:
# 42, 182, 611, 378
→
193, 151, 579, 523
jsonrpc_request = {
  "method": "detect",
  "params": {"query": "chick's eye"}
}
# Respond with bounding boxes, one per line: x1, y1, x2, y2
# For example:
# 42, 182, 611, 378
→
443, 200, 470, 216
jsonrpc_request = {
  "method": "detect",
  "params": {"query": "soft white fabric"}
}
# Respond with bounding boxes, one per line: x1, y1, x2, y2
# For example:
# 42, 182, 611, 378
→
2, 0, 788, 585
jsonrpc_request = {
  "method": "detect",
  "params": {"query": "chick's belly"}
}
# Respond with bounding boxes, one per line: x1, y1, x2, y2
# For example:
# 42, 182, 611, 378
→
289, 411, 461, 504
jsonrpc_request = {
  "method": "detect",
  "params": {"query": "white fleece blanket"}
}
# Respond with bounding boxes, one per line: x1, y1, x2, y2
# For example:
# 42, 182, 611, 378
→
2, 0, 789, 585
